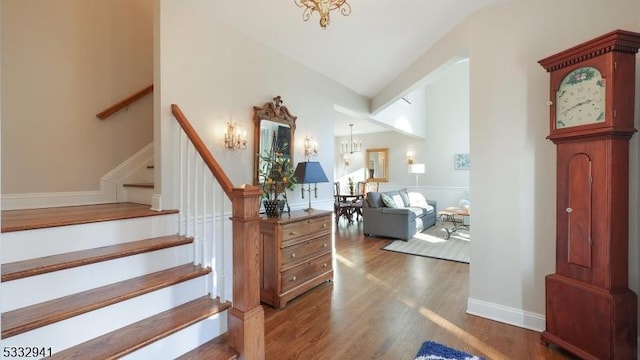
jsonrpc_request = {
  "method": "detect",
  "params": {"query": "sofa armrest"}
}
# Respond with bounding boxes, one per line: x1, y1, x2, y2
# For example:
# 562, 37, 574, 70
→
427, 200, 437, 213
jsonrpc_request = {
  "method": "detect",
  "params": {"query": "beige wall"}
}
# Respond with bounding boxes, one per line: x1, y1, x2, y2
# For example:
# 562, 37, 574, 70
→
155, 0, 370, 211
378, 0, 640, 331
1, 0, 153, 193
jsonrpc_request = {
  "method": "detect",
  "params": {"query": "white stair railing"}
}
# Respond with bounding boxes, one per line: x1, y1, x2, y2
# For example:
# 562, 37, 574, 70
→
176, 128, 230, 301
171, 104, 264, 359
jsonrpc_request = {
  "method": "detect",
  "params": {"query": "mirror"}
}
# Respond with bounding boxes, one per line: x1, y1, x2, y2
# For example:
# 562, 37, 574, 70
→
365, 148, 389, 182
253, 96, 297, 185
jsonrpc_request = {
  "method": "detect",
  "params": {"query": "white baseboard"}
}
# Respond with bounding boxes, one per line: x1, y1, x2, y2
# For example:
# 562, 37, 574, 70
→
467, 297, 545, 332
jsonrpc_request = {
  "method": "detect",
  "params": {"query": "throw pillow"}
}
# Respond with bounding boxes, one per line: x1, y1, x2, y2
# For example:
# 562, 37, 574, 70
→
391, 194, 405, 208
408, 192, 429, 208
381, 194, 398, 208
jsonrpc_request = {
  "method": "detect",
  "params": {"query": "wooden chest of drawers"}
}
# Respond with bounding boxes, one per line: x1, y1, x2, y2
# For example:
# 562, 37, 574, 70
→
259, 210, 333, 309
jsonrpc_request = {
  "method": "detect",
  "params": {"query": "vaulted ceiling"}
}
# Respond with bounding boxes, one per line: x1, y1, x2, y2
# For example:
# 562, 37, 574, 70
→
211, 1, 499, 134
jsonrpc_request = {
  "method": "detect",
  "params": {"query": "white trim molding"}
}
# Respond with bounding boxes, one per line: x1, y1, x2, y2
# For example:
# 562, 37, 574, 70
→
1, 182, 117, 210
467, 297, 545, 332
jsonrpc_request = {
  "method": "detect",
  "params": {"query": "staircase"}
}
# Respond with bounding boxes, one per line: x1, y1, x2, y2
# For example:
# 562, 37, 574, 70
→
1, 203, 238, 359
0, 104, 265, 359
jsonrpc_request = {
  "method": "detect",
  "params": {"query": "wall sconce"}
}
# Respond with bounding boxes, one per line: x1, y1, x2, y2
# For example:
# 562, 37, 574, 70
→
224, 121, 247, 150
407, 151, 415, 164
304, 136, 318, 159
343, 154, 350, 166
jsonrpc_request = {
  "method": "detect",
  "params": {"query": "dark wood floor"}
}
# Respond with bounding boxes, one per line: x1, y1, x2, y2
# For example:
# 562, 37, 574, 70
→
263, 221, 578, 360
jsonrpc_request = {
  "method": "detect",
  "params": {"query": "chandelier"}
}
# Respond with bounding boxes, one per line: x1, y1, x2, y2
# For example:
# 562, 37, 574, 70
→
294, 0, 352, 29
341, 123, 361, 154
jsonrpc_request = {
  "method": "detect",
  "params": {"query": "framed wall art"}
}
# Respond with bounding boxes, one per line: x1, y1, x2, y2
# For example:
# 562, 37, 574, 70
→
454, 153, 470, 170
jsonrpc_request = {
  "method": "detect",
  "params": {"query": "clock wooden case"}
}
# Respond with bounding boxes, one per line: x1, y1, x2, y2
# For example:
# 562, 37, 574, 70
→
539, 30, 640, 360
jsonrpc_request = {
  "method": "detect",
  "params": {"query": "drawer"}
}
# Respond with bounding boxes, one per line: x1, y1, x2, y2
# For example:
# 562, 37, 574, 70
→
280, 252, 332, 293
282, 215, 331, 243
281, 234, 331, 269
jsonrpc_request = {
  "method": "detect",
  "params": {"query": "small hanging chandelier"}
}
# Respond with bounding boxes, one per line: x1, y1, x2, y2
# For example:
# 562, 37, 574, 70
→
294, 0, 352, 29
341, 123, 361, 154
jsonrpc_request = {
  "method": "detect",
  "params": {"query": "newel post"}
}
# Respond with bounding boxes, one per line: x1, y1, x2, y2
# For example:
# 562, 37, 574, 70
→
228, 185, 265, 360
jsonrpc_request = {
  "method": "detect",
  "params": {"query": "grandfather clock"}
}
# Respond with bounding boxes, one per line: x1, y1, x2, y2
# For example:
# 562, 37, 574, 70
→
538, 30, 640, 360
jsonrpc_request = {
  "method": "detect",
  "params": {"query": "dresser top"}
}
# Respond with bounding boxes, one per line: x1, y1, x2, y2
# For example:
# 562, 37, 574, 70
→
260, 209, 332, 224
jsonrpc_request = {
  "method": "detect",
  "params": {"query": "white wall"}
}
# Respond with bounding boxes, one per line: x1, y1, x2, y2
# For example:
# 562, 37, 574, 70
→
1, 0, 153, 194
376, 0, 640, 332
155, 0, 369, 212
335, 60, 470, 210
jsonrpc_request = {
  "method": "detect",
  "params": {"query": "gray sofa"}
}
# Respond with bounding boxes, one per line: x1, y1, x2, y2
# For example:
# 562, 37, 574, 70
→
362, 188, 437, 240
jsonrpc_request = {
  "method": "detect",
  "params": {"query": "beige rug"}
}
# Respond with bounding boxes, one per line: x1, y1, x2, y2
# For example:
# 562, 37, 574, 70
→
382, 223, 470, 263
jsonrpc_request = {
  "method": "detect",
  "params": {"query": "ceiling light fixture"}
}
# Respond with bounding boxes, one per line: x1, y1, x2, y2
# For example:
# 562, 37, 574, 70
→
294, 0, 352, 29
341, 123, 361, 154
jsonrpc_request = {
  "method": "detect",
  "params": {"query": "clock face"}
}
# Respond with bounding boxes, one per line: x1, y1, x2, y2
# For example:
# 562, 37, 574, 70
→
556, 67, 606, 129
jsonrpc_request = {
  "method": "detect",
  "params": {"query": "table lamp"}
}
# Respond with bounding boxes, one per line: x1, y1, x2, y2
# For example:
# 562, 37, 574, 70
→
293, 161, 329, 212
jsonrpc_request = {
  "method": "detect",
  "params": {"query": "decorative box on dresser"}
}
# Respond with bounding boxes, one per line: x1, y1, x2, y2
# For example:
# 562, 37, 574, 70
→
259, 210, 333, 309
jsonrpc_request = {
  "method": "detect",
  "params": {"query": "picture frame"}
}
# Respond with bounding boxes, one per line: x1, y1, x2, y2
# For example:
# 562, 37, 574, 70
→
454, 153, 470, 170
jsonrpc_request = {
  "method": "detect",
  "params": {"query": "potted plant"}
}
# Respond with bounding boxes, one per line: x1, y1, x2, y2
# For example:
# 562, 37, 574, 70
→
257, 149, 297, 217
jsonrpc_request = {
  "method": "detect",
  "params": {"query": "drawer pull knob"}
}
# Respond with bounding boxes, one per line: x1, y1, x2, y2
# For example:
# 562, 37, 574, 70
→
289, 276, 297, 282
289, 231, 297, 236
566, 207, 573, 213
323, 224, 327, 228
322, 263, 328, 268
323, 243, 327, 248
290, 252, 296, 258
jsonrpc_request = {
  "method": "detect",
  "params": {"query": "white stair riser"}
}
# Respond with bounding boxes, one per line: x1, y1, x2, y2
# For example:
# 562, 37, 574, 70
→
120, 186, 154, 205
1, 276, 209, 357
122, 312, 228, 360
2, 245, 194, 312
1, 214, 178, 262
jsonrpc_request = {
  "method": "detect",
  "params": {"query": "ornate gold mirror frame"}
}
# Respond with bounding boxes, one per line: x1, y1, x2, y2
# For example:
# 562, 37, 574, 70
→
253, 96, 297, 185
365, 148, 389, 182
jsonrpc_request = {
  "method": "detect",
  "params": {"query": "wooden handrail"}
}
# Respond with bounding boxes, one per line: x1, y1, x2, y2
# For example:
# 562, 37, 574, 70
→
96, 85, 153, 119
171, 104, 234, 196
171, 103, 265, 359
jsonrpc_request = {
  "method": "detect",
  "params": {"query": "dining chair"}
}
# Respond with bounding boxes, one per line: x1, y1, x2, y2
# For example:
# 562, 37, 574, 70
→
334, 182, 354, 224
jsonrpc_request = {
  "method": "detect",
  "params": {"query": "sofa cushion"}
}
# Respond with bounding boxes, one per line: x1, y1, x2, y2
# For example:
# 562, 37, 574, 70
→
381, 193, 403, 208
380, 193, 396, 208
397, 188, 410, 207
406, 207, 427, 217
366, 192, 384, 208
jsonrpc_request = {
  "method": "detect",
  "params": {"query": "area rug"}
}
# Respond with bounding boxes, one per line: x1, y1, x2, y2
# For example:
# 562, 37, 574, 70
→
381, 223, 470, 263
414, 341, 484, 360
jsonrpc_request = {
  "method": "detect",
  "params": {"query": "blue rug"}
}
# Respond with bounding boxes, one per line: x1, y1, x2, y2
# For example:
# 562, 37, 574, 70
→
414, 341, 484, 360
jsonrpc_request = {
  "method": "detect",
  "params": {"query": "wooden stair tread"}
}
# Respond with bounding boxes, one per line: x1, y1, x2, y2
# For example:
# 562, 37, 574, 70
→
1, 264, 210, 338
2, 235, 193, 282
48, 296, 231, 360
176, 334, 239, 360
122, 182, 154, 188
1, 202, 177, 233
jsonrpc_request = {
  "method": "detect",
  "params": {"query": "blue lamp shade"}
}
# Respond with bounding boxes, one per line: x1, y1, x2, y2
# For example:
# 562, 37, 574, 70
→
294, 161, 329, 184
